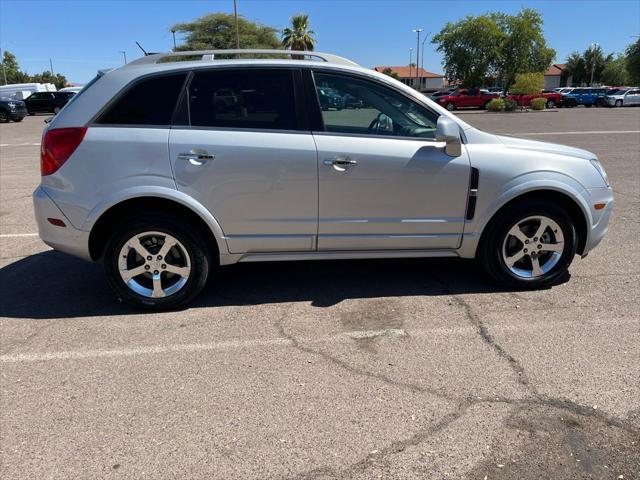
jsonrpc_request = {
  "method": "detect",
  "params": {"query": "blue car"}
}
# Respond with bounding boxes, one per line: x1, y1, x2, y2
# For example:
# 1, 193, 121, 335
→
562, 87, 608, 108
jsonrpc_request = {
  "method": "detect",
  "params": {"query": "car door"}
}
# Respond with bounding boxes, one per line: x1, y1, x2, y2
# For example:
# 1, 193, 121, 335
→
626, 90, 640, 106
169, 68, 318, 254
456, 89, 470, 107
26, 92, 45, 112
310, 70, 471, 250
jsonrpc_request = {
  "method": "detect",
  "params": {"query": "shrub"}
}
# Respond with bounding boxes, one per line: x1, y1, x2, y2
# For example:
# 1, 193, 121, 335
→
530, 97, 547, 110
504, 98, 518, 112
487, 98, 505, 112
510, 72, 545, 94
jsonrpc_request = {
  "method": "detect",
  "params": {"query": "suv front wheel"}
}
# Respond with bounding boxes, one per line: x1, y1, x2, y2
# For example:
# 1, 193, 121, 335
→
103, 213, 211, 310
478, 200, 578, 289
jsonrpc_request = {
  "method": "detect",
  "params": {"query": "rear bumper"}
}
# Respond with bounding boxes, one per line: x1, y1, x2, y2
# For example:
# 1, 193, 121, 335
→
33, 186, 91, 260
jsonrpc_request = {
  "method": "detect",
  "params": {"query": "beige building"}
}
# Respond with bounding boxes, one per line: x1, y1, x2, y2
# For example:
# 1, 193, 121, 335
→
544, 63, 572, 89
373, 66, 445, 91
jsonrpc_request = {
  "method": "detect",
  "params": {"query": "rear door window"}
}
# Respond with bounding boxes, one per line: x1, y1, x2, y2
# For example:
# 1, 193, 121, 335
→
187, 69, 299, 130
98, 73, 187, 125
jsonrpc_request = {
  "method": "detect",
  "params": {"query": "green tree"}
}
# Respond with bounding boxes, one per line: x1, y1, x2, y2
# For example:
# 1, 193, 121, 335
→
1, 51, 30, 84
583, 44, 608, 85
281, 14, 316, 51
564, 51, 587, 85
432, 14, 503, 87
493, 8, 555, 92
381, 68, 399, 79
626, 38, 640, 85
171, 13, 280, 51
432, 8, 554, 91
601, 55, 630, 86
510, 72, 544, 94
30, 71, 68, 90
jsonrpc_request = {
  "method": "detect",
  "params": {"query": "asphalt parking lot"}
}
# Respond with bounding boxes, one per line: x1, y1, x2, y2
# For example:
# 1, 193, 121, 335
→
1, 108, 639, 479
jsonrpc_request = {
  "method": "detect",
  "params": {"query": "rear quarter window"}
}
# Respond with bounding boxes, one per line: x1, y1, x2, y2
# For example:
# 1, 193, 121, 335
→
97, 73, 187, 125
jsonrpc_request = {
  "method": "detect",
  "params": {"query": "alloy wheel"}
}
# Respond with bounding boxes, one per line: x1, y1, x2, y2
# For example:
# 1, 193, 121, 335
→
501, 215, 565, 279
118, 231, 191, 298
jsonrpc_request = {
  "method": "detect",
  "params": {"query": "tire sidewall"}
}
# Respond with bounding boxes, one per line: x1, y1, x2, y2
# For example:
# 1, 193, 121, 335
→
480, 202, 577, 288
103, 215, 210, 310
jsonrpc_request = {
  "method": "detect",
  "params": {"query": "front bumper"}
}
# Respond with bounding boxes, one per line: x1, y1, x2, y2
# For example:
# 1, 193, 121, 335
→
9, 106, 27, 120
33, 186, 91, 260
581, 186, 614, 255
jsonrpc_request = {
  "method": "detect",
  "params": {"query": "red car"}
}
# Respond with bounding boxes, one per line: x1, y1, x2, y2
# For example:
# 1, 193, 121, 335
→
507, 90, 563, 108
436, 88, 499, 111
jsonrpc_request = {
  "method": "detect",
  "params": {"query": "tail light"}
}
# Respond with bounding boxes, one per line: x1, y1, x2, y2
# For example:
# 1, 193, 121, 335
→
40, 127, 87, 176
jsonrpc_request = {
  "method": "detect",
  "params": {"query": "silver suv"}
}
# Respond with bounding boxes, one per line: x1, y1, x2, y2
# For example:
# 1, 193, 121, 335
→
34, 50, 613, 310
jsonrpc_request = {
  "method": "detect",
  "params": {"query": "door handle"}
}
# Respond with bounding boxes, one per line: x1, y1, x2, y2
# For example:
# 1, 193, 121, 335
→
177, 150, 215, 165
323, 156, 357, 171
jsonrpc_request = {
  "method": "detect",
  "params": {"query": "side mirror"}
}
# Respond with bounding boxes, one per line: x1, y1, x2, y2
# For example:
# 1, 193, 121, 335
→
436, 116, 462, 157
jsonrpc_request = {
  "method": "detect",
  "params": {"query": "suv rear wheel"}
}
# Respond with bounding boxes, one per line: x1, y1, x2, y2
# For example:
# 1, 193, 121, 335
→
478, 200, 577, 289
445, 102, 455, 111
103, 213, 211, 310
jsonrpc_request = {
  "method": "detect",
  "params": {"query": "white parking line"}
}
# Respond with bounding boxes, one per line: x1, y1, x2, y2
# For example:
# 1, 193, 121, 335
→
0, 233, 39, 238
507, 130, 640, 136
0, 329, 414, 364
0, 143, 41, 147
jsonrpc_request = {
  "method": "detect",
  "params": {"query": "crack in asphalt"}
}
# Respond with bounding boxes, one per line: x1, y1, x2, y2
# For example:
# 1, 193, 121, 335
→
273, 312, 459, 403
276, 275, 638, 479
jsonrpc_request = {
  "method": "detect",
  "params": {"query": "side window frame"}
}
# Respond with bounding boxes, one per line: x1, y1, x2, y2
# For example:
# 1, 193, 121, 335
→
176, 66, 308, 133
307, 68, 441, 142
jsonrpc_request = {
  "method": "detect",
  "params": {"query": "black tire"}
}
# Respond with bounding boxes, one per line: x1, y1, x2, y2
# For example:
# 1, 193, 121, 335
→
615, 100, 623, 107
584, 103, 592, 108
0, 109, 9, 123
478, 200, 578, 289
103, 213, 211, 310
565, 99, 577, 108
445, 102, 455, 111
13, 117, 24, 122
28, 112, 35, 116
546, 100, 555, 109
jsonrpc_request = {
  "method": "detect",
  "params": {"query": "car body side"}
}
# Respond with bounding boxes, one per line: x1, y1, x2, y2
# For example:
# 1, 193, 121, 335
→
34, 60, 612, 266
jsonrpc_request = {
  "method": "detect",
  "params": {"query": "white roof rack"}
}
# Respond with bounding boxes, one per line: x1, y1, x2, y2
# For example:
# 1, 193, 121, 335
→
127, 49, 359, 67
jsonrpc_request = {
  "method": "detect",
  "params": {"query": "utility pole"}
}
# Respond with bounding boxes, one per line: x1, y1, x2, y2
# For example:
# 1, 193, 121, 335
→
49, 58, 55, 77
233, 0, 240, 49
0, 47, 7, 85
589, 42, 599, 86
171, 29, 177, 51
409, 48, 413, 80
413, 28, 423, 90
120, 51, 127, 64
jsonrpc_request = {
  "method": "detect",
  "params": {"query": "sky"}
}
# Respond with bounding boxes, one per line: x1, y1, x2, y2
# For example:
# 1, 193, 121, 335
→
1, 0, 639, 84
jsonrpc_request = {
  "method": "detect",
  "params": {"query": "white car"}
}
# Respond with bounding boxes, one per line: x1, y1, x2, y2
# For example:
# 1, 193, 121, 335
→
33, 50, 613, 309
605, 88, 640, 107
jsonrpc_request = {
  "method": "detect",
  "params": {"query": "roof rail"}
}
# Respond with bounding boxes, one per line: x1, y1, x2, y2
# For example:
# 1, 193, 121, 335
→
127, 49, 359, 67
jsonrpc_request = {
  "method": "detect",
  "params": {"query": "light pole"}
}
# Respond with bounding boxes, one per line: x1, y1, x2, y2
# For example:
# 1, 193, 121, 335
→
170, 29, 177, 51
233, 0, 240, 49
413, 28, 423, 89
409, 48, 413, 80
589, 42, 599, 86
120, 51, 127, 64
421, 31, 430, 79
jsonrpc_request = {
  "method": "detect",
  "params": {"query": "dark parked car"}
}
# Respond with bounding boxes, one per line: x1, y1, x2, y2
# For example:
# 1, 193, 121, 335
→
0, 97, 27, 122
316, 87, 344, 110
24, 91, 75, 115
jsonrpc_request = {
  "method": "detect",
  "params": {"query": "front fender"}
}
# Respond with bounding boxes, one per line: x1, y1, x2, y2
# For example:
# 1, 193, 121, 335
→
458, 172, 592, 258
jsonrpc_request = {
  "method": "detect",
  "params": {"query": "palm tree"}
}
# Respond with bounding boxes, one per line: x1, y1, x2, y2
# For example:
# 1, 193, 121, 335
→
281, 14, 316, 53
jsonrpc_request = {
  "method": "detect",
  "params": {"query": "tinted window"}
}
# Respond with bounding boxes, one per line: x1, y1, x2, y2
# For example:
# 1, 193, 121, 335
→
188, 69, 298, 130
98, 73, 186, 125
313, 71, 438, 139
